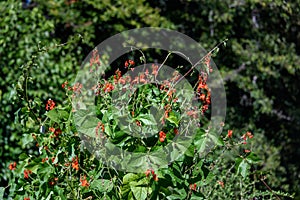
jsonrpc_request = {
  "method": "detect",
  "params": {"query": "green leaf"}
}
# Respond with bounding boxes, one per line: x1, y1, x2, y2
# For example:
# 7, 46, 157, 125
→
208, 133, 224, 146
0, 187, 4, 199
165, 111, 179, 126
123, 173, 140, 185
91, 179, 113, 193
46, 109, 60, 123
246, 152, 261, 164
236, 158, 250, 178
136, 114, 157, 126
130, 185, 148, 200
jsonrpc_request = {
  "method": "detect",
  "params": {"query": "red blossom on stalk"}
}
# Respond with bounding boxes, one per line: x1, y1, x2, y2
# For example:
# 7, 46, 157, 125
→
45, 99, 55, 110
241, 131, 254, 144
8, 162, 16, 170
159, 131, 166, 142
80, 175, 90, 187
72, 156, 79, 171
103, 82, 114, 93
89, 49, 101, 67
49, 127, 55, 133
95, 121, 105, 136
125, 59, 135, 68
136, 120, 141, 126
189, 183, 197, 191
62, 81, 68, 89
217, 180, 225, 188
152, 64, 158, 76
72, 82, 83, 94
114, 69, 122, 83
187, 110, 198, 119
54, 128, 62, 137
204, 53, 213, 73
174, 128, 179, 135
227, 130, 233, 138
145, 169, 158, 181
24, 169, 32, 179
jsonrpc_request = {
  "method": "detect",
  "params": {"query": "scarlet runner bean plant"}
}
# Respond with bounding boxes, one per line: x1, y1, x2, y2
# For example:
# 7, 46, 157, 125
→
3, 40, 294, 200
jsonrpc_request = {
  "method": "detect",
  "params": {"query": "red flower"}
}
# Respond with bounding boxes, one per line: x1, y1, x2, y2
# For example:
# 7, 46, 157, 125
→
24, 169, 32, 179
174, 128, 179, 135
227, 130, 233, 138
189, 183, 197, 191
153, 173, 159, 181
151, 64, 158, 76
244, 149, 251, 153
72, 156, 79, 171
246, 131, 253, 139
54, 128, 62, 137
241, 131, 253, 144
187, 110, 198, 119
80, 175, 90, 187
199, 93, 206, 101
42, 157, 48, 163
49, 127, 55, 133
62, 81, 68, 89
217, 180, 225, 188
159, 131, 166, 142
145, 169, 158, 181
45, 99, 55, 110
24, 197, 30, 200
136, 120, 141, 127
72, 82, 83, 94
8, 162, 16, 170
129, 60, 135, 66
125, 59, 135, 68
145, 169, 151, 177
103, 82, 114, 93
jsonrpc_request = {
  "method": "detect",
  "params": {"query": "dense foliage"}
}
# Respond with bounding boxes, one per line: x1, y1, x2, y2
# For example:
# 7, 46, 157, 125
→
1, 0, 299, 199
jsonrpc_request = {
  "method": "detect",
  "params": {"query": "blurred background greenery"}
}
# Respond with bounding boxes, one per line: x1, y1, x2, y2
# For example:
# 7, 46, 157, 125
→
0, 0, 299, 198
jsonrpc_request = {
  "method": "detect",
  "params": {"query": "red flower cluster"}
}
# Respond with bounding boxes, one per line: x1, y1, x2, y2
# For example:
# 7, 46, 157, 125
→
125, 60, 135, 68
197, 75, 211, 114
89, 49, 101, 67
49, 127, 62, 138
151, 64, 158, 76
72, 156, 79, 171
204, 53, 213, 73
136, 120, 141, 127
159, 131, 166, 142
80, 175, 90, 187
24, 169, 32, 179
145, 169, 158, 181
113, 69, 122, 83
187, 110, 198, 119
42, 157, 48, 163
49, 177, 58, 186
241, 131, 253, 144
45, 99, 55, 110
71, 82, 83, 95
103, 82, 114, 93
217, 180, 225, 188
174, 128, 179, 135
95, 121, 105, 136
8, 162, 16, 170
62, 81, 68, 89
189, 183, 197, 191
227, 130, 233, 138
